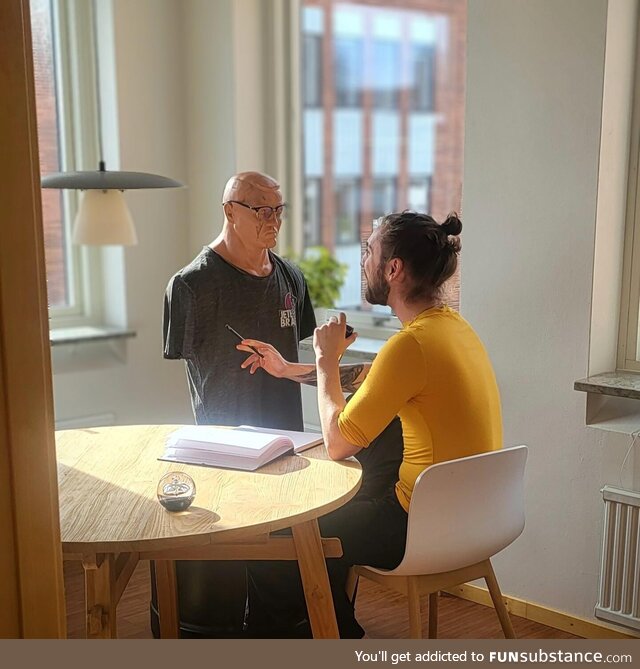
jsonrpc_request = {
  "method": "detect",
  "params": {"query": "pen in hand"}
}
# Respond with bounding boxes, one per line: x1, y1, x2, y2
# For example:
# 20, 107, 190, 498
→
225, 323, 265, 359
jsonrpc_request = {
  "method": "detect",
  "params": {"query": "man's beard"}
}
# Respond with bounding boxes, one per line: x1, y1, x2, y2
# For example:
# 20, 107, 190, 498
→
365, 265, 390, 306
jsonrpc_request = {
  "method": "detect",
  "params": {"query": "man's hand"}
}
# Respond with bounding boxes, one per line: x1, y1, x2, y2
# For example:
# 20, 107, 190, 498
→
237, 339, 289, 377
313, 312, 358, 362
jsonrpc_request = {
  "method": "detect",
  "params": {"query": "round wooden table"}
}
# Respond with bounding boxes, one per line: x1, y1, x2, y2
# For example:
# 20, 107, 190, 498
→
56, 425, 362, 639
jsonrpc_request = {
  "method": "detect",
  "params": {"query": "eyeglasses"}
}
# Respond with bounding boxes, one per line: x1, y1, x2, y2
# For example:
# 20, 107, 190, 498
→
224, 200, 287, 222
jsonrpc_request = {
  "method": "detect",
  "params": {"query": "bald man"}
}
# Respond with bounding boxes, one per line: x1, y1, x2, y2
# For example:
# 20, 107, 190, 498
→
159, 172, 316, 638
164, 171, 316, 429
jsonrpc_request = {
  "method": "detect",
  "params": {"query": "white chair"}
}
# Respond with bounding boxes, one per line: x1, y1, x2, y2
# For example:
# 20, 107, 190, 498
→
349, 445, 528, 639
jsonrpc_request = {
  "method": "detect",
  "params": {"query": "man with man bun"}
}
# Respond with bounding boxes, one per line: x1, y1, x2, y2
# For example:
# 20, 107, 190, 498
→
239, 211, 503, 638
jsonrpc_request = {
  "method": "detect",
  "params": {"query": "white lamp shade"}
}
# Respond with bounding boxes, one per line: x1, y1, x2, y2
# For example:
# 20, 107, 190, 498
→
72, 189, 138, 245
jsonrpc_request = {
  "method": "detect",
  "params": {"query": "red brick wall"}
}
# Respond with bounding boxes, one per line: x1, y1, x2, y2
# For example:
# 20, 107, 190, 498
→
31, 0, 68, 308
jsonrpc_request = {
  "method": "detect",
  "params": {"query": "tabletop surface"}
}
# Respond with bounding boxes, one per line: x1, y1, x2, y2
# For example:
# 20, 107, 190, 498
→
56, 425, 362, 553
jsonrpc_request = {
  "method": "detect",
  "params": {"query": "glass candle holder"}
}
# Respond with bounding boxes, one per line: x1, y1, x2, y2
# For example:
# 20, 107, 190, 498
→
157, 471, 196, 512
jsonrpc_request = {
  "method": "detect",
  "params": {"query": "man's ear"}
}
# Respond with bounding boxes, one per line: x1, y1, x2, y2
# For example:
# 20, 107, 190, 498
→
223, 202, 234, 222
387, 257, 404, 282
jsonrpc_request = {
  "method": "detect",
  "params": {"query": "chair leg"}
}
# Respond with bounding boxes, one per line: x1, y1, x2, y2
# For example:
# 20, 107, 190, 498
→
484, 560, 516, 639
407, 577, 422, 639
345, 567, 358, 602
428, 591, 438, 639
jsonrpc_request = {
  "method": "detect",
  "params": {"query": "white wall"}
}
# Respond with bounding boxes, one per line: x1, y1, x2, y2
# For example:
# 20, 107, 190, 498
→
184, 0, 237, 255
462, 0, 638, 628
183, 0, 268, 256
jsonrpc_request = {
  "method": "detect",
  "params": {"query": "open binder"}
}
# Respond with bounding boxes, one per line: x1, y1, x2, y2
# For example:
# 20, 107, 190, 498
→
160, 425, 323, 471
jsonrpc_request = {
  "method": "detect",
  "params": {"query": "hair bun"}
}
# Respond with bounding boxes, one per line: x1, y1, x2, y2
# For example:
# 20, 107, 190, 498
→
441, 213, 462, 237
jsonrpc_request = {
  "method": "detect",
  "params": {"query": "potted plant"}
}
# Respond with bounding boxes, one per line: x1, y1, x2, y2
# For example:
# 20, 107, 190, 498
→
286, 247, 348, 321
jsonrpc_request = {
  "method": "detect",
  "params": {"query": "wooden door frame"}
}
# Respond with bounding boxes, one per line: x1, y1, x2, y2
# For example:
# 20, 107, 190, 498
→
0, 0, 66, 638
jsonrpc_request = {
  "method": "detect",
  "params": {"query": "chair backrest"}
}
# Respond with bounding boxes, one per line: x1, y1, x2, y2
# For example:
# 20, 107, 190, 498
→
389, 445, 528, 576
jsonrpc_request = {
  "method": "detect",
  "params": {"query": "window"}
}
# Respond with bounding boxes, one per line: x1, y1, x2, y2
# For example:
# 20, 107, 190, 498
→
334, 37, 364, 108
299, 0, 466, 313
619, 80, 640, 370
372, 39, 401, 109
303, 33, 323, 107
30, 0, 101, 328
335, 178, 362, 245
304, 178, 323, 246
411, 43, 436, 112
408, 177, 431, 213
615, 13, 640, 373
372, 178, 397, 221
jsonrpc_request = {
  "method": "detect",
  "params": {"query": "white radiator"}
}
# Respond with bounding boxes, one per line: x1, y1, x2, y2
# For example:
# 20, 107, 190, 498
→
595, 485, 640, 631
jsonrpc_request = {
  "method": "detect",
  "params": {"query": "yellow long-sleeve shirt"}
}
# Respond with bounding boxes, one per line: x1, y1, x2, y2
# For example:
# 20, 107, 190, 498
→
338, 306, 502, 512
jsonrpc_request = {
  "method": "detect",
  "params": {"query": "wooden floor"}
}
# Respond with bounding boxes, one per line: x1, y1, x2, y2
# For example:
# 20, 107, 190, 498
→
64, 560, 579, 639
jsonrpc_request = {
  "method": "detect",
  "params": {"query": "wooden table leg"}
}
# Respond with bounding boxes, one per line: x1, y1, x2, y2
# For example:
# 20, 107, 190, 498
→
154, 559, 180, 638
84, 553, 117, 639
292, 519, 340, 639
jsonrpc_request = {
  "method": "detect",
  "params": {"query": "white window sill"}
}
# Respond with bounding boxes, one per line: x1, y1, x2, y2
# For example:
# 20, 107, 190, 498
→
50, 326, 136, 347
299, 334, 387, 362
301, 309, 400, 361
50, 326, 136, 374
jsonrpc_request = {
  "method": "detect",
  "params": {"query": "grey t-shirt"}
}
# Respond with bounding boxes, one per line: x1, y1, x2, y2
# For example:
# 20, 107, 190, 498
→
163, 247, 316, 430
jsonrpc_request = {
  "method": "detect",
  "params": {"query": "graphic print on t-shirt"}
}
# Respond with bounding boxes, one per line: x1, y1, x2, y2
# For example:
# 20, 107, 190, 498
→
280, 292, 297, 328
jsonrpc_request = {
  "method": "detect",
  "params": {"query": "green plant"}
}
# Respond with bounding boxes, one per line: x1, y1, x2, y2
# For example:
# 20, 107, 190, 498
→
286, 246, 348, 308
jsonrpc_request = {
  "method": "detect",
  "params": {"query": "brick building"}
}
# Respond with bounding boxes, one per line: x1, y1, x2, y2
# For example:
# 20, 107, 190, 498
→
301, 0, 466, 310
31, 0, 67, 308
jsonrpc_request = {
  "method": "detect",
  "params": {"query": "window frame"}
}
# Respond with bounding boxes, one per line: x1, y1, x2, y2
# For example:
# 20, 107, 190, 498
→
617, 24, 640, 372
38, 0, 103, 330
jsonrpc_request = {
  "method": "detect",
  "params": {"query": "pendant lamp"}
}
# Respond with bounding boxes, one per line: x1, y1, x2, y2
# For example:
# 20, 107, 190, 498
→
42, 161, 183, 245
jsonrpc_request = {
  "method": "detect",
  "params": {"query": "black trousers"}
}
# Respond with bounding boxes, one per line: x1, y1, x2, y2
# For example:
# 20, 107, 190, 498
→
245, 484, 408, 638
245, 415, 407, 638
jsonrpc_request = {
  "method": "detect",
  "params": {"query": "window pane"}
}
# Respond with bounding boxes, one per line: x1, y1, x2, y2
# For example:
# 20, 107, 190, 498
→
300, 0, 466, 312
304, 178, 323, 246
372, 40, 401, 109
334, 37, 364, 107
303, 34, 323, 107
408, 177, 431, 213
335, 178, 361, 245
30, 0, 70, 308
372, 178, 397, 221
411, 43, 436, 111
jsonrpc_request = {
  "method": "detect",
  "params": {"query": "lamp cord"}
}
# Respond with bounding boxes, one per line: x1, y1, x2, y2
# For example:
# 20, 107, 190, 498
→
619, 428, 640, 489
91, 0, 105, 168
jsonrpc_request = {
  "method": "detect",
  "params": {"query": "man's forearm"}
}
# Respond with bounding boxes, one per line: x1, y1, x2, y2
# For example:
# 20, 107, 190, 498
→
281, 361, 369, 392
316, 357, 361, 460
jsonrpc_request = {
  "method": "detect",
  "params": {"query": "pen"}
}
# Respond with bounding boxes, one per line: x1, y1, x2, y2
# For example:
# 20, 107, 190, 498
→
225, 323, 265, 359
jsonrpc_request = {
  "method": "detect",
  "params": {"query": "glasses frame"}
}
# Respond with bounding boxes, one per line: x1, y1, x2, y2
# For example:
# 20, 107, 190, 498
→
224, 200, 287, 221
